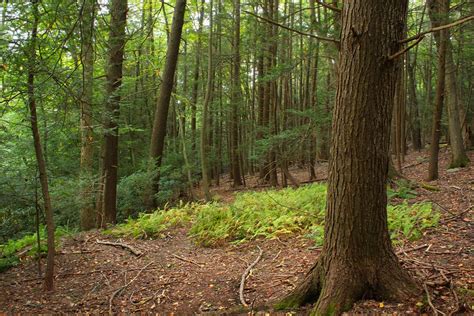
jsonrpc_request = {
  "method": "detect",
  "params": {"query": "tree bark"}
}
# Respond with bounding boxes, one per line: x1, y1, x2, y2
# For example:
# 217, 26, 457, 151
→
97, 0, 127, 227
79, 0, 96, 230
190, 0, 205, 152
149, 0, 186, 207
277, 1, 419, 314
200, 0, 214, 201
428, 0, 469, 168
407, 51, 423, 151
28, 0, 55, 291
230, 0, 244, 187
428, 28, 447, 181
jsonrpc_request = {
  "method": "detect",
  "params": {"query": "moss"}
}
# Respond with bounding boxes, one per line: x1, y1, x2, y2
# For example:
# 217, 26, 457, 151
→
449, 155, 470, 169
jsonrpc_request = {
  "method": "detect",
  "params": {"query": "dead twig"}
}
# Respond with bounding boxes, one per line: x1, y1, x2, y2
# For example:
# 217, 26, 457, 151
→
396, 243, 429, 255
171, 253, 204, 267
423, 283, 446, 316
240, 246, 263, 307
96, 239, 142, 257
108, 261, 153, 314
271, 249, 282, 262
448, 279, 460, 316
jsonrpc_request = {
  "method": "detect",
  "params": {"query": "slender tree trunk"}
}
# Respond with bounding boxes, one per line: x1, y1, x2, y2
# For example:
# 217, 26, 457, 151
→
428, 28, 447, 181
277, 1, 419, 314
149, 0, 186, 207
97, 0, 127, 227
28, 0, 55, 291
230, 0, 243, 186
407, 51, 423, 150
428, 0, 469, 168
200, 0, 214, 201
191, 0, 205, 152
79, 0, 96, 230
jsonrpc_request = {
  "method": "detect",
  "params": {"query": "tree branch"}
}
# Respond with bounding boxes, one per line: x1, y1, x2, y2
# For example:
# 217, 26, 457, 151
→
243, 10, 340, 45
314, 0, 341, 13
389, 36, 425, 61
399, 15, 473, 44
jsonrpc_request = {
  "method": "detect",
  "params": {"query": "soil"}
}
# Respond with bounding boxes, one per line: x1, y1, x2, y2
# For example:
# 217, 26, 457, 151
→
0, 149, 472, 315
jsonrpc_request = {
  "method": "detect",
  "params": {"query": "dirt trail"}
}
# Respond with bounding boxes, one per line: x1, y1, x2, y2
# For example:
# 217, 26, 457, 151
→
0, 150, 472, 315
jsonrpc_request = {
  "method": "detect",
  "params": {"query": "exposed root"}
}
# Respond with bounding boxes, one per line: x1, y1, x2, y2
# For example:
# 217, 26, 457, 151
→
276, 255, 420, 315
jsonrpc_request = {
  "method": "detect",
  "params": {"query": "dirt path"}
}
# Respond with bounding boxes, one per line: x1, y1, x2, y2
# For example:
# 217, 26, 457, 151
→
0, 150, 472, 314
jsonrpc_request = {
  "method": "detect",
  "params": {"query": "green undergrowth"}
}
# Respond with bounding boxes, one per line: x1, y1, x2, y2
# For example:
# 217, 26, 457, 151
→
108, 183, 439, 247
106, 201, 195, 238
0, 226, 74, 272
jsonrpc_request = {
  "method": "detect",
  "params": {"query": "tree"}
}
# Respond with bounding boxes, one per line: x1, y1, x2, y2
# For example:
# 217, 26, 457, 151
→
199, 0, 214, 201
277, 1, 419, 314
97, 0, 128, 227
79, 0, 96, 230
428, 0, 469, 168
230, 0, 243, 187
149, 0, 186, 207
428, 27, 447, 181
27, 0, 55, 291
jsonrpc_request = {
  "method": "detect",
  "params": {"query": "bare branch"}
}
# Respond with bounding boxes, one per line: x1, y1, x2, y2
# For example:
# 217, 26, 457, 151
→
389, 36, 425, 61
314, 0, 341, 13
243, 10, 340, 45
400, 15, 473, 44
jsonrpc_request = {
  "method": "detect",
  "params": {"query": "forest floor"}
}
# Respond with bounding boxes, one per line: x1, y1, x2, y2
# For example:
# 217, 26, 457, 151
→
0, 149, 473, 315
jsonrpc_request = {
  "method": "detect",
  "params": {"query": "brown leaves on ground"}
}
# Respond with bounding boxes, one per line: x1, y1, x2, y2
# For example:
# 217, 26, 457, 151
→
0, 149, 472, 315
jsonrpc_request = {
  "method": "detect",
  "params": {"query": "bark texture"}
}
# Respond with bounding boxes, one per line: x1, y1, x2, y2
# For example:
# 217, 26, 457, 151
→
28, 0, 55, 291
428, 28, 447, 181
79, 0, 96, 230
200, 0, 214, 201
149, 0, 186, 207
428, 0, 469, 168
277, 1, 419, 314
97, 0, 127, 227
230, 0, 243, 187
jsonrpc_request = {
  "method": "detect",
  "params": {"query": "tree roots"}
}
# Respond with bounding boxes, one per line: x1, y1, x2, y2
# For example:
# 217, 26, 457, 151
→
276, 256, 420, 315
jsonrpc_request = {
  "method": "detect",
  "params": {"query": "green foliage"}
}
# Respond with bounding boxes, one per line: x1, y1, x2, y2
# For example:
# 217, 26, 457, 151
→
190, 184, 327, 246
107, 202, 196, 239
117, 167, 156, 221
0, 226, 74, 272
388, 202, 440, 244
388, 179, 418, 200
110, 184, 439, 248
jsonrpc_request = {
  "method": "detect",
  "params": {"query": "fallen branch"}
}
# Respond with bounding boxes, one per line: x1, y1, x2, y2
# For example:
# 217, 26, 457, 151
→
240, 246, 263, 307
171, 253, 204, 267
396, 244, 429, 255
442, 205, 473, 223
423, 283, 446, 316
109, 261, 153, 314
420, 182, 440, 191
96, 239, 142, 257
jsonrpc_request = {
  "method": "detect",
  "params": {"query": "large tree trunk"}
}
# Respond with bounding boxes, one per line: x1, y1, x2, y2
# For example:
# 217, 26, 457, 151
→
79, 0, 96, 230
428, 0, 469, 168
28, 0, 55, 291
277, 1, 419, 314
428, 27, 447, 181
149, 0, 186, 207
97, 0, 127, 227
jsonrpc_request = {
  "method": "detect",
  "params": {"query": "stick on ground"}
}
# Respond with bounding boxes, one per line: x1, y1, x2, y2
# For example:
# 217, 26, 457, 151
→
109, 261, 153, 313
96, 239, 142, 257
239, 246, 263, 307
